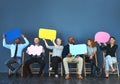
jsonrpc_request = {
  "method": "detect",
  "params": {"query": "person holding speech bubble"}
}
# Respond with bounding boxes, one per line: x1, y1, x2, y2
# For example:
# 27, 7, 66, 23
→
62, 37, 83, 79
2, 34, 29, 76
43, 38, 63, 78
25, 38, 46, 77
98, 37, 118, 78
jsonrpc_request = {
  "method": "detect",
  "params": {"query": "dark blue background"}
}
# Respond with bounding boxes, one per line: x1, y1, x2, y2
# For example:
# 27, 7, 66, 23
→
0, 0, 120, 73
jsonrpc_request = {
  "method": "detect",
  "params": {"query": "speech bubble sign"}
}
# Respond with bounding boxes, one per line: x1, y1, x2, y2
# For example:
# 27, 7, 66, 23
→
27, 45, 43, 56
70, 44, 87, 56
95, 31, 110, 43
39, 28, 57, 41
5, 28, 21, 41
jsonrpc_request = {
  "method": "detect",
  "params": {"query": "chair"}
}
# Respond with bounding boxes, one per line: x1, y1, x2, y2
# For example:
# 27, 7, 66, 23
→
8, 52, 25, 77
30, 63, 41, 75
103, 52, 119, 77
22, 52, 43, 76
49, 52, 63, 76
83, 54, 98, 77
67, 61, 78, 74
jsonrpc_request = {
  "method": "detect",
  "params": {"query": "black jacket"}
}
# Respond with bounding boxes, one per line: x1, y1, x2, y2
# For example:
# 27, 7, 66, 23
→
62, 44, 70, 58
99, 44, 118, 57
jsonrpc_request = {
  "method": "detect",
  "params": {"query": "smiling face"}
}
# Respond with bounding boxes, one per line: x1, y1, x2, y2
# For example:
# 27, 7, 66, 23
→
87, 40, 91, 46
110, 37, 115, 44
34, 38, 40, 45
87, 39, 96, 47
68, 37, 75, 44
56, 38, 62, 46
15, 38, 20, 44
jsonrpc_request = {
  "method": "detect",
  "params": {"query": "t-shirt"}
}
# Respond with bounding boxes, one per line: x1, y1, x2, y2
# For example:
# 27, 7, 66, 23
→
47, 46, 64, 57
87, 46, 97, 56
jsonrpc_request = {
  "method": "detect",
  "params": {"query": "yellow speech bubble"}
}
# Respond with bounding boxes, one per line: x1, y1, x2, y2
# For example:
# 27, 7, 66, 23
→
39, 28, 57, 40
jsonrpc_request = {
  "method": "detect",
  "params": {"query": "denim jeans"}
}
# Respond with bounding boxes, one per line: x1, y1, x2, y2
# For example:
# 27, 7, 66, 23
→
104, 55, 117, 71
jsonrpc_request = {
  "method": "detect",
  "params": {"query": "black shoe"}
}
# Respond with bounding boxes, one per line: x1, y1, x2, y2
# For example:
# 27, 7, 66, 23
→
8, 74, 13, 78
15, 73, 19, 77
105, 76, 109, 78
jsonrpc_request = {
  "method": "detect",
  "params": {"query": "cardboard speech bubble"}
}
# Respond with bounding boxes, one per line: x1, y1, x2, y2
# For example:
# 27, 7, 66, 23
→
27, 45, 43, 56
39, 28, 57, 41
70, 44, 87, 56
5, 28, 21, 41
95, 31, 110, 43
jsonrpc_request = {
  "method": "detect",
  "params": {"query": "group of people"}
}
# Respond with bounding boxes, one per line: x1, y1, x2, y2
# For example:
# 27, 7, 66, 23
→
2, 34, 118, 79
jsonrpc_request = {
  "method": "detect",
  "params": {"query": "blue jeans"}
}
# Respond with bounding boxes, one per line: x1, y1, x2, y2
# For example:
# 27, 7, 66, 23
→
104, 55, 117, 71
5, 57, 22, 73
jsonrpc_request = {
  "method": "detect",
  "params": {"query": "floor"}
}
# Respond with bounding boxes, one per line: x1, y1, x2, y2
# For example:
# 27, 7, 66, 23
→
0, 73, 120, 84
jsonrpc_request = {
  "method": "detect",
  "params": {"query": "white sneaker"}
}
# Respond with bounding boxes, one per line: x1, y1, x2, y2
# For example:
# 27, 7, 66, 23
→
49, 67, 52, 72
55, 74, 59, 78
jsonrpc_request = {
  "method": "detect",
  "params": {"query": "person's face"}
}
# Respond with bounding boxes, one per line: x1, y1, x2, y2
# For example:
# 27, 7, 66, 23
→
56, 38, 62, 46
110, 38, 115, 44
68, 37, 75, 44
15, 38, 20, 44
34, 38, 40, 44
87, 40, 91, 46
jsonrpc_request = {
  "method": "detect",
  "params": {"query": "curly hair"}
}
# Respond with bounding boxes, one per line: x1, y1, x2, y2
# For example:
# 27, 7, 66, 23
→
87, 38, 96, 47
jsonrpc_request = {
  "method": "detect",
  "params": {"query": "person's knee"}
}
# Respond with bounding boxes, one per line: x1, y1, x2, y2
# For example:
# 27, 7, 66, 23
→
106, 55, 111, 59
63, 58, 67, 62
78, 57, 83, 62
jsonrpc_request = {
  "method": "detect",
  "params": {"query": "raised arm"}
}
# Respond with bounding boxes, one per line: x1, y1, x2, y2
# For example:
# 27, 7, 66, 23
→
21, 34, 29, 48
97, 42, 107, 50
43, 39, 49, 47
2, 34, 11, 48
52, 39, 57, 46
43, 39, 54, 50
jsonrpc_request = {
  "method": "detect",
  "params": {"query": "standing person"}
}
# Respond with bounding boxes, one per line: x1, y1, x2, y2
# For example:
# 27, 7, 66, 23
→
25, 38, 45, 77
86, 39, 99, 77
98, 37, 118, 78
43, 38, 63, 78
2, 34, 29, 75
62, 36, 83, 79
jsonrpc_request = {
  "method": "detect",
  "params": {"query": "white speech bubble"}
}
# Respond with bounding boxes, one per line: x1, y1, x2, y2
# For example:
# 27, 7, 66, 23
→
27, 45, 43, 56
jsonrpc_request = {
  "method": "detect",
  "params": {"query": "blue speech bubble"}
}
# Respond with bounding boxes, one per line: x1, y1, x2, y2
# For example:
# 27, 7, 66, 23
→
5, 28, 21, 41
70, 44, 87, 56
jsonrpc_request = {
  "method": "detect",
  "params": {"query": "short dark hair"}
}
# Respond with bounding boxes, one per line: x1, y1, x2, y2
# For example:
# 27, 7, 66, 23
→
110, 36, 116, 40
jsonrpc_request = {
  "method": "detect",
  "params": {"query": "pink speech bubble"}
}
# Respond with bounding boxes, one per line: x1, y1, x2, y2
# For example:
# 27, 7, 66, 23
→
95, 32, 110, 43
27, 45, 43, 56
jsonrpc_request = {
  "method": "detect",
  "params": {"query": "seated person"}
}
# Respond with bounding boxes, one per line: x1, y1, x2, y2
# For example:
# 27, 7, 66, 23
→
25, 38, 45, 77
62, 36, 83, 79
86, 39, 99, 77
2, 34, 29, 75
98, 36, 118, 78
43, 38, 63, 78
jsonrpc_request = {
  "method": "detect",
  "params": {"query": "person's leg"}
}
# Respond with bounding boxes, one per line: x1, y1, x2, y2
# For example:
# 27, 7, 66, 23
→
50, 57, 56, 71
105, 56, 110, 77
73, 57, 83, 79
12, 57, 22, 74
90, 57, 96, 77
53, 57, 62, 75
5, 58, 17, 71
63, 57, 73, 79
63, 57, 73, 74
37, 57, 45, 76
106, 55, 115, 72
25, 57, 34, 76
